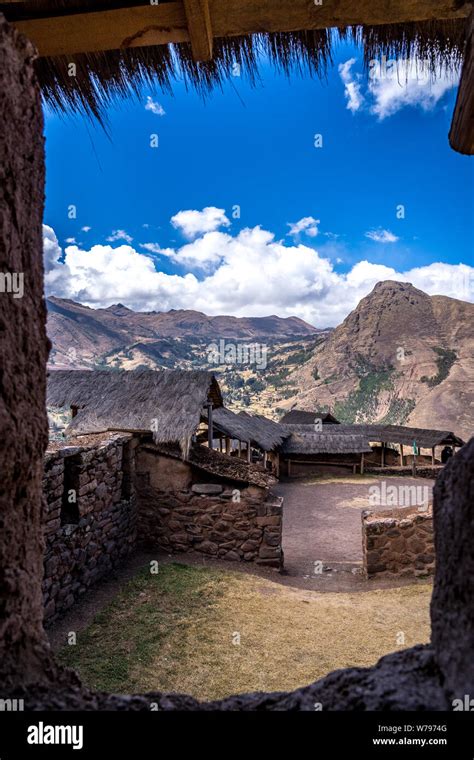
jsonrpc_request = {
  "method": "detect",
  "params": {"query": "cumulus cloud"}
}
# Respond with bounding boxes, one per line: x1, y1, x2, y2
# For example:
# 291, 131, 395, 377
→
81, 226, 91, 232
339, 57, 459, 119
368, 67, 460, 120
339, 58, 364, 113
43, 221, 473, 329
287, 216, 320, 238
365, 229, 399, 244
145, 96, 166, 116
170, 207, 230, 239
106, 229, 133, 244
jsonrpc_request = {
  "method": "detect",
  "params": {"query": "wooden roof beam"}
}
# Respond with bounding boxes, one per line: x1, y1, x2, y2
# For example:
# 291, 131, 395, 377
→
10, 0, 472, 59
184, 0, 213, 61
449, 8, 474, 154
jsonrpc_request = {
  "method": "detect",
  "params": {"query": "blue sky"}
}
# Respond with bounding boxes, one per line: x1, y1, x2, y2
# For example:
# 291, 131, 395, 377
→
43, 40, 473, 327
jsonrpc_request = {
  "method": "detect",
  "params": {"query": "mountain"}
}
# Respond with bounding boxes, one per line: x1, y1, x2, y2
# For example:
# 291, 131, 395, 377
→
282, 281, 474, 441
46, 284, 474, 440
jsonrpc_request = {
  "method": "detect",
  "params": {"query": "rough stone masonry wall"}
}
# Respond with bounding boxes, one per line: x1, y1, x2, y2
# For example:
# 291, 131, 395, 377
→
362, 505, 434, 579
42, 435, 136, 623
135, 450, 283, 568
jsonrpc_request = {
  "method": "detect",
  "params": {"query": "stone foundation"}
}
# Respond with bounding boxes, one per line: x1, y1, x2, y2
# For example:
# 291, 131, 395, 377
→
135, 446, 283, 568
362, 505, 434, 579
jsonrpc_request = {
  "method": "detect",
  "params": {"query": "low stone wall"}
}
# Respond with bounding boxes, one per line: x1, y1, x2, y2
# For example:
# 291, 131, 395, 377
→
42, 435, 136, 623
362, 505, 434, 579
135, 448, 283, 568
365, 465, 442, 479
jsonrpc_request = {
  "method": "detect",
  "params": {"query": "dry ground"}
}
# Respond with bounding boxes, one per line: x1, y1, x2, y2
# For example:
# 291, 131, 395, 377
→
58, 562, 432, 701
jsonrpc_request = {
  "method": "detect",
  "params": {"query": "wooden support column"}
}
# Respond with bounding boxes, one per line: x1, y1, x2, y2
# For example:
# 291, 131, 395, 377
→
184, 0, 213, 61
225, 436, 232, 455
247, 441, 251, 463
238, 440, 242, 457
275, 452, 280, 478
381, 442, 385, 468
432, 446, 436, 466
207, 402, 213, 449
449, 9, 474, 155
361, 452, 365, 475
400, 443, 404, 467
288, 459, 292, 477
263, 451, 268, 469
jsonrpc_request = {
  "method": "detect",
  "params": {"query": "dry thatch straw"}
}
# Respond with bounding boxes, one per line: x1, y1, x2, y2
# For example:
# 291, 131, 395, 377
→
315, 424, 465, 449
280, 409, 340, 425
144, 441, 276, 489
47, 368, 222, 456
212, 407, 289, 452
3, 2, 467, 122
281, 432, 372, 455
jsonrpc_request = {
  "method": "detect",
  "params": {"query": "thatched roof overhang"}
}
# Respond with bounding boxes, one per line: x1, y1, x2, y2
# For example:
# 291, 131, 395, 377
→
280, 431, 372, 455
47, 368, 223, 454
2, 1, 471, 154
209, 406, 290, 452
321, 424, 466, 449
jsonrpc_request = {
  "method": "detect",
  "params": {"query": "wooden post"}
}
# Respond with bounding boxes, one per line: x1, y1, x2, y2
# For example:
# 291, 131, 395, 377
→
449, 9, 474, 155
238, 440, 241, 457
360, 452, 364, 475
247, 442, 251, 463
288, 459, 292, 477
400, 443, 404, 467
275, 452, 280, 478
263, 451, 268, 469
432, 446, 436, 466
207, 402, 213, 449
225, 437, 232, 455
184, 0, 213, 61
381, 442, 385, 468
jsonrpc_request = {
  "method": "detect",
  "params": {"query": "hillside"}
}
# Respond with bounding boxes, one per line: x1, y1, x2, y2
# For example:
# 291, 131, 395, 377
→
283, 281, 474, 441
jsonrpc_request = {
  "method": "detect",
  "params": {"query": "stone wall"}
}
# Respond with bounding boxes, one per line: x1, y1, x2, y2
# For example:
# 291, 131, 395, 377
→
42, 435, 136, 623
135, 448, 283, 568
362, 505, 434, 579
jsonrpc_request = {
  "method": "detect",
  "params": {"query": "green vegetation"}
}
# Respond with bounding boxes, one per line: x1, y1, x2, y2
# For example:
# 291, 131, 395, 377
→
379, 398, 416, 425
421, 347, 457, 387
334, 369, 394, 422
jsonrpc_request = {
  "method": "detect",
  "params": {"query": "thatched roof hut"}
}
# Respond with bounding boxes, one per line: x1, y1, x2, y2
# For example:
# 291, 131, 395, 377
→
211, 407, 289, 452
321, 424, 465, 449
280, 431, 372, 456
280, 409, 340, 426
3, 1, 469, 128
47, 368, 222, 454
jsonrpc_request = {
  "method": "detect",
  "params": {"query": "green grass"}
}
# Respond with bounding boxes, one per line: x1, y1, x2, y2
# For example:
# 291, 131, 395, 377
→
58, 563, 228, 693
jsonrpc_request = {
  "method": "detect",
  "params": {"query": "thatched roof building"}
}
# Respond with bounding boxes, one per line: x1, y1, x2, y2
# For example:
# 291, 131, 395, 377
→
321, 424, 465, 449
3, 1, 471, 153
47, 368, 222, 454
280, 409, 340, 426
211, 407, 289, 452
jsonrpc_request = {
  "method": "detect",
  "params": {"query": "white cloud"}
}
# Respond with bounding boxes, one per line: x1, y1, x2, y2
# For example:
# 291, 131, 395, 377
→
106, 229, 133, 244
170, 206, 230, 239
339, 58, 364, 113
65, 237, 76, 244
287, 216, 320, 238
365, 228, 399, 244
339, 57, 459, 120
43, 221, 473, 329
368, 67, 460, 120
81, 226, 91, 232
145, 96, 166, 116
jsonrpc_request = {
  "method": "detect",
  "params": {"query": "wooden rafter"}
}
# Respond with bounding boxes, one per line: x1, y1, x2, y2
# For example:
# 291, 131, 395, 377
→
184, 0, 213, 61
449, 8, 474, 154
8, 0, 472, 59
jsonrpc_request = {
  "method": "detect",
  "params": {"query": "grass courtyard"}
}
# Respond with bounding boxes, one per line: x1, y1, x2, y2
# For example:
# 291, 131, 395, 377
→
58, 562, 432, 701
